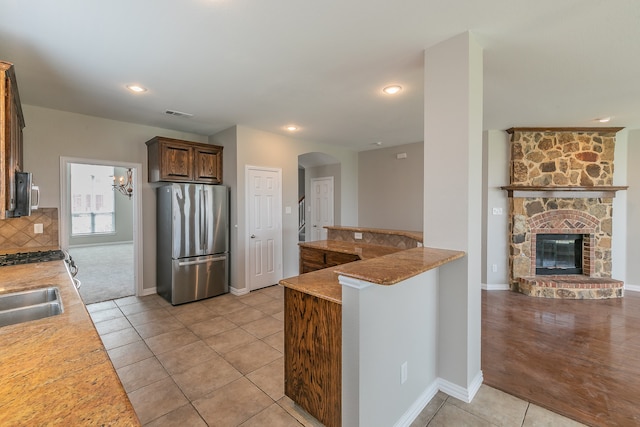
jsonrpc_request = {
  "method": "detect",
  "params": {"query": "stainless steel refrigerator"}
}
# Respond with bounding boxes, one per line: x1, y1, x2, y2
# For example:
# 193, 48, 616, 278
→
156, 183, 229, 305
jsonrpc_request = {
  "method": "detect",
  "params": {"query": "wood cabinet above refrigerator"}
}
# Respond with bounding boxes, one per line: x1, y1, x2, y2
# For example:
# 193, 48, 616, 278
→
0, 61, 26, 219
145, 136, 223, 184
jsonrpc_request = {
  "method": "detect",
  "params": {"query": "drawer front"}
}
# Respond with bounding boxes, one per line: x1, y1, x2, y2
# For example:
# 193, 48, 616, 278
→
300, 262, 325, 274
300, 248, 326, 264
325, 251, 359, 266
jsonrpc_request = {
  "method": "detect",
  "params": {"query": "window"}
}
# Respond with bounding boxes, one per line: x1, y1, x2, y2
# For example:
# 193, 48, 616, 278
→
70, 164, 115, 235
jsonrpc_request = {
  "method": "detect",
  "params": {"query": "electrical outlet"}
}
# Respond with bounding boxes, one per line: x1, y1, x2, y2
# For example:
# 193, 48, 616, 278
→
34, 223, 43, 234
401, 362, 408, 384
492, 207, 503, 215
285, 206, 292, 214
354, 232, 363, 240
492, 264, 498, 273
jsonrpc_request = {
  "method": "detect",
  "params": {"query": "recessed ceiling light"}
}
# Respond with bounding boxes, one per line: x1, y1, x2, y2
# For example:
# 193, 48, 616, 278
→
595, 117, 611, 123
286, 125, 298, 131
382, 85, 402, 95
126, 85, 147, 93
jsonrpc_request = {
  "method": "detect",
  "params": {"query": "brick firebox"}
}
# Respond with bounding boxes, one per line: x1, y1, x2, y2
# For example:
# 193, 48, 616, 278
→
502, 127, 627, 299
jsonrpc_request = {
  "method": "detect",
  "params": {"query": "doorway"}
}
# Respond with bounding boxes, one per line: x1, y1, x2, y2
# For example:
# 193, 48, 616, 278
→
59, 157, 143, 304
246, 165, 283, 291
298, 152, 340, 243
310, 177, 334, 241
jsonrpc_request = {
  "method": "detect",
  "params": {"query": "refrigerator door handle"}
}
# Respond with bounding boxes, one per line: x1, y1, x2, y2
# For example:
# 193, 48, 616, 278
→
198, 187, 205, 252
178, 256, 226, 267
202, 187, 208, 252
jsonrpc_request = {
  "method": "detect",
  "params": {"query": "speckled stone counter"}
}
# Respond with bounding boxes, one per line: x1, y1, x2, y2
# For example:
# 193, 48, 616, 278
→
299, 240, 402, 260
282, 241, 465, 303
335, 247, 465, 286
0, 261, 140, 426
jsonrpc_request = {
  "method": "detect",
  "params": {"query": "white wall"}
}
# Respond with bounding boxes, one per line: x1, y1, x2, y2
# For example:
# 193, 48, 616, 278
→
482, 130, 509, 289
22, 105, 208, 291
424, 32, 483, 394
211, 125, 358, 292
625, 130, 640, 288
341, 270, 439, 427
612, 130, 628, 284
358, 142, 423, 230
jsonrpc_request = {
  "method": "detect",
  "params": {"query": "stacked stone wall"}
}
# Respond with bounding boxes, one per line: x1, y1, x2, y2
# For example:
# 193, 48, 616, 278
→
509, 130, 616, 186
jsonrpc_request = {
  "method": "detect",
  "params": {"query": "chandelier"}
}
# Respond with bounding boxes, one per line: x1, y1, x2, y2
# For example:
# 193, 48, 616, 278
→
113, 168, 134, 199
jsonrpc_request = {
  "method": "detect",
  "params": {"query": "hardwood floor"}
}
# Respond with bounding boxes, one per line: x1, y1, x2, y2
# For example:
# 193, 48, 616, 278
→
482, 290, 640, 427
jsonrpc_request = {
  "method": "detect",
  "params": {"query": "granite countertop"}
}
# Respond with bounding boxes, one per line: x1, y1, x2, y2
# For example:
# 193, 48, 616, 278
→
281, 240, 465, 304
324, 225, 423, 242
334, 247, 465, 286
298, 240, 402, 260
0, 260, 140, 425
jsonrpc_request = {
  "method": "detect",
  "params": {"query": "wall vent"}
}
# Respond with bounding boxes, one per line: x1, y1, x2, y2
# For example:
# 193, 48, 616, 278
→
164, 109, 194, 118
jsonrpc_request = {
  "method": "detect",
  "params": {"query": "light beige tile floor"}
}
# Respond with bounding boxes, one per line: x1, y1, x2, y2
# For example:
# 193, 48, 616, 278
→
89, 286, 585, 426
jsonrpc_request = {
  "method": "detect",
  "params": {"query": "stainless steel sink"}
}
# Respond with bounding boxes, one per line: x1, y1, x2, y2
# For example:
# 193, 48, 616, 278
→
0, 287, 63, 327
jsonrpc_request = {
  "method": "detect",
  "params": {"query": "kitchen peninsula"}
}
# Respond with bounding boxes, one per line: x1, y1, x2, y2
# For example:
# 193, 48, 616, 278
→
280, 226, 465, 427
0, 258, 139, 425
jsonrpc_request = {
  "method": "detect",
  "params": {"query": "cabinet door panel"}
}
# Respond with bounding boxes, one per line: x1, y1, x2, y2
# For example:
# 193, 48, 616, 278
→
194, 147, 221, 183
160, 143, 193, 181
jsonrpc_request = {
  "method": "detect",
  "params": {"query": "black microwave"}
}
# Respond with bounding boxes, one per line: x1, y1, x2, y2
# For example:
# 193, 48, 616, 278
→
8, 172, 39, 217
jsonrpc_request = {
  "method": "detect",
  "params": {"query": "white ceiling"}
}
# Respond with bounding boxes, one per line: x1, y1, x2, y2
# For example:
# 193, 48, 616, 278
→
1, 1, 639, 151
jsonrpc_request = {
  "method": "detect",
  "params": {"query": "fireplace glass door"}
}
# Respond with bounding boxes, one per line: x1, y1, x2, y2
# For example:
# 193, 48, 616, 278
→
535, 234, 583, 275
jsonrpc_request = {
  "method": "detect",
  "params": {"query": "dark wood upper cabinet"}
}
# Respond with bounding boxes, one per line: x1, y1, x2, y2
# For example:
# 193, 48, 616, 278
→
146, 136, 223, 184
0, 61, 25, 219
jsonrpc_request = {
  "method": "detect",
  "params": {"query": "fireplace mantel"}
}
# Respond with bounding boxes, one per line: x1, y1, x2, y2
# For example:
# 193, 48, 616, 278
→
501, 185, 628, 198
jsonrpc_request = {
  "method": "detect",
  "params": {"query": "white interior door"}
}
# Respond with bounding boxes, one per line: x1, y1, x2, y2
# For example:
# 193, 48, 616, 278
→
247, 166, 282, 291
310, 177, 334, 241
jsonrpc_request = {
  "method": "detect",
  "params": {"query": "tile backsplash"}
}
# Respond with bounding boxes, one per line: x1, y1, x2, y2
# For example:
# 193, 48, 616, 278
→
0, 208, 59, 251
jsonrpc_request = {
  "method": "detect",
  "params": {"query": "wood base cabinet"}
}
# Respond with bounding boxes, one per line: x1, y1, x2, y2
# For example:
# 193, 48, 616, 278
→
299, 246, 359, 274
146, 136, 223, 184
0, 61, 25, 219
284, 288, 341, 427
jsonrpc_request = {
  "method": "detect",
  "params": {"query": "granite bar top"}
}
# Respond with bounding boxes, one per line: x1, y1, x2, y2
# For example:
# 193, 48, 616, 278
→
298, 240, 402, 259
0, 260, 140, 425
325, 225, 423, 242
279, 268, 342, 304
334, 247, 465, 286
281, 240, 465, 304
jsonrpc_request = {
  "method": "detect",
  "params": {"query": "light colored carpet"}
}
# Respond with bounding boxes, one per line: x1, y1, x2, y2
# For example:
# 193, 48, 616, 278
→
69, 243, 135, 304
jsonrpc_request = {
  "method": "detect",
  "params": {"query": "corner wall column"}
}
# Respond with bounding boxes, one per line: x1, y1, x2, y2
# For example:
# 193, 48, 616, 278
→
423, 32, 483, 399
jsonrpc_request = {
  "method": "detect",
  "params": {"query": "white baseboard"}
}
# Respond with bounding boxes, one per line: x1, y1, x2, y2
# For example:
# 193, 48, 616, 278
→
396, 371, 484, 426
230, 286, 249, 296
625, 284, 640, 293
438, 370, 484, 403
140, 286, 157, 297
393, 380, 440, 427
482, 283, 510, 291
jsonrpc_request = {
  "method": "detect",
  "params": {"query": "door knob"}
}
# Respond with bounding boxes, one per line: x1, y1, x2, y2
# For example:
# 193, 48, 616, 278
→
250, 234, 256, 238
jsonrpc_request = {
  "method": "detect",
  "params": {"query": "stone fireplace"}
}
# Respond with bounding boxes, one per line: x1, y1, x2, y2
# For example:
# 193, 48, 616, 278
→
503, 127, 627, 299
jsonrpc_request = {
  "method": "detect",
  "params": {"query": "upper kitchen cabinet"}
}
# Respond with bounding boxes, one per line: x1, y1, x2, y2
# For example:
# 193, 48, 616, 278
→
0, 61, 26, 219
146, 136, 223, 184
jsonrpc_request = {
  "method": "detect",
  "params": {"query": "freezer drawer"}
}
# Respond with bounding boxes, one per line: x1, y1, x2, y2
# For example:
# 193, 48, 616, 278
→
166, 254, 228, 305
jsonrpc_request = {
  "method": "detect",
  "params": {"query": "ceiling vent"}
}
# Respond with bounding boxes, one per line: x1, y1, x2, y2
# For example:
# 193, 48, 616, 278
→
164, 109, 194, 118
